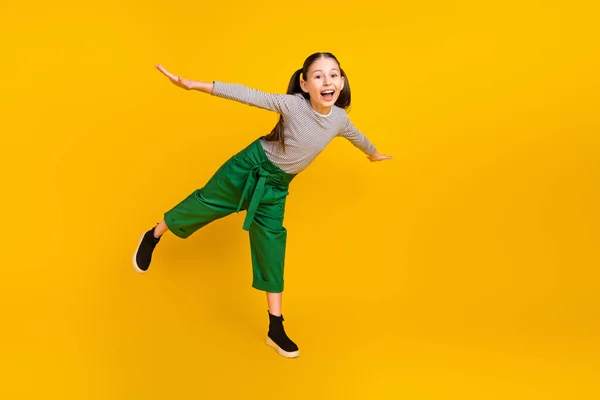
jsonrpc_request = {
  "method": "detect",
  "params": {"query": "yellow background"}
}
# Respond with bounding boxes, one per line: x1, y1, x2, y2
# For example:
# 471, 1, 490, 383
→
1, 0, 599, 398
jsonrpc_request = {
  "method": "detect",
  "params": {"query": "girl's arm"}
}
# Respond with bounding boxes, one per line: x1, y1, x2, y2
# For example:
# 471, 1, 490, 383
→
155, 64, 298, 115
339, 118, 393, 162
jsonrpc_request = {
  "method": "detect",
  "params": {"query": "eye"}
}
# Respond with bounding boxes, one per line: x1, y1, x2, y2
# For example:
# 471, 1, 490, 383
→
331, 74, 338, 78
315, 75, 322, 79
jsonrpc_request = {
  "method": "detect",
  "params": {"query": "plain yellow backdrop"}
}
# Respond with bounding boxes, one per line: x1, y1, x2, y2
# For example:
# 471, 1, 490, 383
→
1, 0, 599, 398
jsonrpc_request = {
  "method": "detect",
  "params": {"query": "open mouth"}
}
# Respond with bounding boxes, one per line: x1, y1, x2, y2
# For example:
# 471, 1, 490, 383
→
321, 90, 335, 101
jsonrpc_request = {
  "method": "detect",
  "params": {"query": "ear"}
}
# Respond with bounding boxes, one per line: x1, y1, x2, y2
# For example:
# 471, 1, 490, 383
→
340, 75, 345, 91
300, 78, 309, 93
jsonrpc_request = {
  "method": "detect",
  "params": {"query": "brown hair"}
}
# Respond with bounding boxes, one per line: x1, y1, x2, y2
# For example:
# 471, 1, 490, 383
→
263, 52, 352, 150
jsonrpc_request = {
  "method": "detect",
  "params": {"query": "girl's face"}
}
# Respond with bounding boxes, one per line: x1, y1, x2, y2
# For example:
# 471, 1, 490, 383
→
300, 57, 345, 114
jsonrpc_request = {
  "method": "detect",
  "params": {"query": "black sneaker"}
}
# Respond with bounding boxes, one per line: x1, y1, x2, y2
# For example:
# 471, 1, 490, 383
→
133, 227, 160, 273
265, 312, 300, 358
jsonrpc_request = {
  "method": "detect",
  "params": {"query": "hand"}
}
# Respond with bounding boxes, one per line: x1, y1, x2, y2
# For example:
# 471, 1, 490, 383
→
155, 64, 193, 90
367, 151, 393, 162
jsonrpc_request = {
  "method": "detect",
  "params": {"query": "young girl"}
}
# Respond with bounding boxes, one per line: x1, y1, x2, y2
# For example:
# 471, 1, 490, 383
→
133, 52, 392, 358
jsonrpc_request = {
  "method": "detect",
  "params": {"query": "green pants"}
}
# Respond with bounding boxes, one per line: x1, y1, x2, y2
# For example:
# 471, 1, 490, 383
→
164, 138, 297, 293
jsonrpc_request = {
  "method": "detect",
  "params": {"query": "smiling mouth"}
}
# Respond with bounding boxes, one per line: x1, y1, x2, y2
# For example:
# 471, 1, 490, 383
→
321, 90, 335, 101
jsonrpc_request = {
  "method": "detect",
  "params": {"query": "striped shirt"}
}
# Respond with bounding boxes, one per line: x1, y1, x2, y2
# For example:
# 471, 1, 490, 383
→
211, 81, 377, 174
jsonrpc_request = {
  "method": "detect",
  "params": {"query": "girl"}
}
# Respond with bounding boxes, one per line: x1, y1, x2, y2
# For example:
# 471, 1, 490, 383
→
133, 52, 392, 359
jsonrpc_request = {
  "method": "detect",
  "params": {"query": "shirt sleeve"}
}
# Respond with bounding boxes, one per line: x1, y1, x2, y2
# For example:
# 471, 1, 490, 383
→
211, 81, 300, 115
338, 115, 377, 155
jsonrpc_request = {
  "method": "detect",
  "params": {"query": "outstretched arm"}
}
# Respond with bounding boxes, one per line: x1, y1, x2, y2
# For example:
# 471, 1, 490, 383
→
155, 64, 298, 114
339, 118, 393, 162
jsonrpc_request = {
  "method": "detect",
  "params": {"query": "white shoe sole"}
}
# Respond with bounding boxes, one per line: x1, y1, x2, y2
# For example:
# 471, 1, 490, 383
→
132, 231, 148, 273
265, 336, 300, 358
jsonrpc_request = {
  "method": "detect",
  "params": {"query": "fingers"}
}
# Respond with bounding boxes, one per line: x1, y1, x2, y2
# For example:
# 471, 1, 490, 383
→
368, 154, 393, 161
155, 64, 177, 80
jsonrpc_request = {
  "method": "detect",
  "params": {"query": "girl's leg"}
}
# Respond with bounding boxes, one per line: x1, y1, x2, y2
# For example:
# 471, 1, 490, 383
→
153, 220, 169, 238
266, 292, 282, 316
250, 203, 298, 358
134, 155, 247, 274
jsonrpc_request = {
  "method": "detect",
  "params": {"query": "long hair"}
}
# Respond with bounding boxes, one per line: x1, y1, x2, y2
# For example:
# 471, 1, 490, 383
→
263, 52, 352, 150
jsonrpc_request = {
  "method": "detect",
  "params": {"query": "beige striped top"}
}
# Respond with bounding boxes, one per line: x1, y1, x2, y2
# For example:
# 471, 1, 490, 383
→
211, 81, 377, 174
